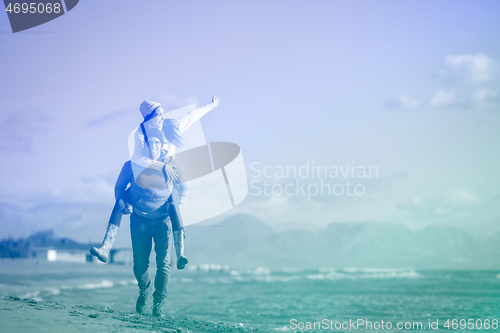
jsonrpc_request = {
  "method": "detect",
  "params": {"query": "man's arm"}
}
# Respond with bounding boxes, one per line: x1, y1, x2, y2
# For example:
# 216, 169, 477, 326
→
176, 181, 191, 209
170, 161, 191, 208
114, 161, 132, 201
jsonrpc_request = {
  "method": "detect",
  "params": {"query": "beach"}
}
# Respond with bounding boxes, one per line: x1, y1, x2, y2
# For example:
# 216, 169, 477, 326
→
1, 259, 500, 332
1, 296, 257, 333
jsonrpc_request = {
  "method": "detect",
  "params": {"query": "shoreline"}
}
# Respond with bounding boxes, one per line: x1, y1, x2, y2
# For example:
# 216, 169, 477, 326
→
1, 296, 265, 333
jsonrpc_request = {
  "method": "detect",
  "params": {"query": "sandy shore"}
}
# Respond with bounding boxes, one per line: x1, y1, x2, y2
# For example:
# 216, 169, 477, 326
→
1, 296, 266, 333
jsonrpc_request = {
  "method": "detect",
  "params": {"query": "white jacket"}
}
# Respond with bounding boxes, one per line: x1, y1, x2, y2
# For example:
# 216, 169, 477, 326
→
130, 103, 214, 169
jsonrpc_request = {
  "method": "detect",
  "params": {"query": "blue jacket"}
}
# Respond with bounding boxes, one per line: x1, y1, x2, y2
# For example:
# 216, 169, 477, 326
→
115, 160, 190, 219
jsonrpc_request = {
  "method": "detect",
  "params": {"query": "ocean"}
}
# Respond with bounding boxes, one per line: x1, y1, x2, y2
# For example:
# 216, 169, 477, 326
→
1, 259, 500, 332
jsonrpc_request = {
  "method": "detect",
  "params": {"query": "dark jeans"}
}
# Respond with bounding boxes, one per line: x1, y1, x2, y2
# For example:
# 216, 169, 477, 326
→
109, 190, 131, 227
111, 189, 183, 232
130, 213, 172, 301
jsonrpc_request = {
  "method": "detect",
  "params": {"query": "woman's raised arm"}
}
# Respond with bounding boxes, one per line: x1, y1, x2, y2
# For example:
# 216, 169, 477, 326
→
177, 96, 220, 134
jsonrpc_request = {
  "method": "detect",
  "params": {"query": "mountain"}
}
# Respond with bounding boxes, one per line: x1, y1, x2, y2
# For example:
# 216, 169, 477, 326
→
0, 230, 90, 258
1, 201, 500, 269
186, 215, 500, 269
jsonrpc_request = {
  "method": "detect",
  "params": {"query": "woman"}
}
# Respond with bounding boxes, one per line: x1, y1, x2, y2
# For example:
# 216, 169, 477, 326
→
90, 96, 220, 268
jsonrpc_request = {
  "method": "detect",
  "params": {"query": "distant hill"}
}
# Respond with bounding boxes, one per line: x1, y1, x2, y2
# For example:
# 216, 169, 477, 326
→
0, 230, 90, 258
186, 214, 500, 270
1, 202, 500, 269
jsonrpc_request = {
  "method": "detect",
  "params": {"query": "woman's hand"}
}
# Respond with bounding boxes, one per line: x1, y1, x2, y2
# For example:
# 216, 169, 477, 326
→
163, 163, 178, 182
210, 96, 220, 108
123, 204, 133, 215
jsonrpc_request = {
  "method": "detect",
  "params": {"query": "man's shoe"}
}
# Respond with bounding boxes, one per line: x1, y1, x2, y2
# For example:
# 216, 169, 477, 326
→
136, 288, 150, 314
152, 298, 165, 317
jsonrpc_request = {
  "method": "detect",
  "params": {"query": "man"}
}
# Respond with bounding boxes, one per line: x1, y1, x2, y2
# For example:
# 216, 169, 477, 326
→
115, 128, 190, 317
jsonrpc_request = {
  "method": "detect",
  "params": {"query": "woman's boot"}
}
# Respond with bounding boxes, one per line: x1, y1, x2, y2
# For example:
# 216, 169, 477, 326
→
173, 230, 188, 269
90, 223, 119, 263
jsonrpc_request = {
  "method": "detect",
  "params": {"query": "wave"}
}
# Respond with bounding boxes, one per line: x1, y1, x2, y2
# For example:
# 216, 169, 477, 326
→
253, 267, 271, 275
225, 267, 422, 283
44, 287, 61, 295
14, 279, 136, 301
307, 269, 423, 280
253, 275, 300, 283
342, 267, 414, 273
77, 280, 114, 290
20, 290, 43, 301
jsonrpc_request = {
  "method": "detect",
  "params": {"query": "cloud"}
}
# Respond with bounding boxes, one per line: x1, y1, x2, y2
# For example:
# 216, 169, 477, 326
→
0, 176, 116, 210
246, 166, 405, 202
383, 95, 420, 110
385, 54, 499, 111
471, 87, 498, 103
86, 109, 131, 127
0, 110, 50, 153
158, 95, 201, 110
444, 53, 496, 84
429, 90, 456, 108
397, 188, 483, 222
445, 189, 481, 206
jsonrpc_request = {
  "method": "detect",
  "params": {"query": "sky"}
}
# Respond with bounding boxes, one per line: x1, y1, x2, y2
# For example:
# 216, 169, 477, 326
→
0, 0, 499, 241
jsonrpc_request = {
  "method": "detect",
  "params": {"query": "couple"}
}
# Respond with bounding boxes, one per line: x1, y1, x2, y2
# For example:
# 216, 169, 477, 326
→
90, 97, 220, 316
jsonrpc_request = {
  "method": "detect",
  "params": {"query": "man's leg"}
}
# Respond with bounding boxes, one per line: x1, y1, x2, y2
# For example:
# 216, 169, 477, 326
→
130, 213, 153, 313
152, 217, 172, 316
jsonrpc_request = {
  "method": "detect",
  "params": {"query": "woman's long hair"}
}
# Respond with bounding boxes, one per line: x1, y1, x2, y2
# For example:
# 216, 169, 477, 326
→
162, 118, 183, 147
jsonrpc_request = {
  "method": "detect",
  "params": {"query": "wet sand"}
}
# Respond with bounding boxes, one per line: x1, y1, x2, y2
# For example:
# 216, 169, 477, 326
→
1, 296, 264, 333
